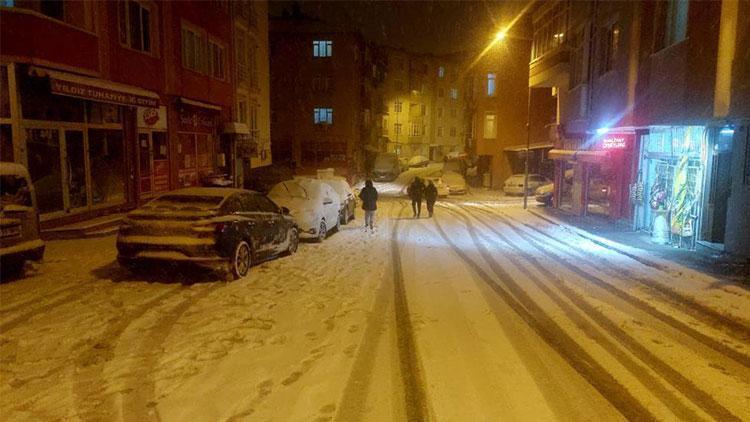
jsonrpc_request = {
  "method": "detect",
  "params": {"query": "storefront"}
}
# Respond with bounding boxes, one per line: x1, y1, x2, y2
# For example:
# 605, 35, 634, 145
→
2, 64, 161, 224
136, 106, 169, 200
549, 131, 635, 220
633, 125, 731, 249
175, 100, 220, 188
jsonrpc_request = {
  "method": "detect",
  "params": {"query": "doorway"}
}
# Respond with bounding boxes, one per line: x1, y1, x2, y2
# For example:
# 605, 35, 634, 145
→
137, 130, 169, 200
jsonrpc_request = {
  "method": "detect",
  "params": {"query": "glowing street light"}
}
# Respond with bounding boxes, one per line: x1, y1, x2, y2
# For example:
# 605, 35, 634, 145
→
495, 30, 508, 42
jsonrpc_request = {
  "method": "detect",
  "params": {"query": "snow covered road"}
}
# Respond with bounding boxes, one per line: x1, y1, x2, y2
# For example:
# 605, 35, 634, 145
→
1, 196, 749, 421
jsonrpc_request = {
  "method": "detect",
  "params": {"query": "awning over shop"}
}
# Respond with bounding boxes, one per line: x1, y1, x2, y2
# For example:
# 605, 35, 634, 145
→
503, 142, 554, 152
179, 97, 223, 111
548, 149, 610, 163
29, 66, 160, 108
222, 122, 250, 135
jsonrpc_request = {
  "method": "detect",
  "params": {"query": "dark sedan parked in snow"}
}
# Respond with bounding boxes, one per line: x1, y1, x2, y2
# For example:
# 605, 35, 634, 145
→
117, 188, 298, 279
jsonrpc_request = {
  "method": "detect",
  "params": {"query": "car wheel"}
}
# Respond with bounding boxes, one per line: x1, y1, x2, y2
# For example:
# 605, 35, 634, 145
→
316, 220, 327, 243
287, 228, 299, 254
232, 241, 252, 279
339, 209, 347, 225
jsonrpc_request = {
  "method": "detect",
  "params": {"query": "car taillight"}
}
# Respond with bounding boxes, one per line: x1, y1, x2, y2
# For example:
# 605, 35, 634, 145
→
193, 222, 225, 236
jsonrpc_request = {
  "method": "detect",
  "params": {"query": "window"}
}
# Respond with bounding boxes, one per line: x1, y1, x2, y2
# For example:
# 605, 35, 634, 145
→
531, 1, 569, 60
410, 123, 421, 136
394, 101, 402, 113
569, 26, 587, 87
237, 95, 248, 124
484, 113, 497, 139
313, 40, 333, 57
438, 66, 445, 78
314, 108, 333, 125
248, 42, 259, 87
182, 25, 207, 73
654, 0, 688, 51
236, 30, 248, 83
449, 88, 458, 100
450, 127, 457, 137
437, 126, 443, 137
597, 23, 619, 75
250, 103, 259, 134
14, 0, 94, 31
394, 123, 402, 135
119, 1, 152, 53
209, 40, 225, 79
313, 75, 331, 92
487, 73, 496, 96
437, 107, 443, 118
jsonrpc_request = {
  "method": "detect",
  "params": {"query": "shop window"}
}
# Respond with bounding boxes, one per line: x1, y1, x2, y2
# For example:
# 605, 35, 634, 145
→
88, 129, 125, 206
25, 128, 63, 213
209, 40, 225, 80
153, 131, 168, 160
20, 76, 85, 122
86, 102, 121, 124
179, 133, 196, 170
1, 125, 12, 162
119, 0, 153, 53
1, 66, 10, 118
196, 134, 212, 168
64, 130, 86, 209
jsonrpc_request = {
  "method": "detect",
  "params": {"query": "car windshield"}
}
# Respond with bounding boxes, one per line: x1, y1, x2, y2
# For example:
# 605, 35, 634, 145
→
147, 195, 224, 210
0, 174, 32, 208
271, 181, 308, 199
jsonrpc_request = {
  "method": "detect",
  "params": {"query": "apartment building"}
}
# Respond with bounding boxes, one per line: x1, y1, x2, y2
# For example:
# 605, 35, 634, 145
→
269, 14, 382, 180
0, 0, 271, 228
530, 0, 750, 256
380, 48, 466, 162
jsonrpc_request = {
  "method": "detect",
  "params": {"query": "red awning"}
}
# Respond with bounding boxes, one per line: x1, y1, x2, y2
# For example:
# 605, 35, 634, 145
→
548, 149, 610, 163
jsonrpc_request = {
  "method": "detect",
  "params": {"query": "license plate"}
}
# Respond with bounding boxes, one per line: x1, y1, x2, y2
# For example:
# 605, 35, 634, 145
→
1, 226, 21, 238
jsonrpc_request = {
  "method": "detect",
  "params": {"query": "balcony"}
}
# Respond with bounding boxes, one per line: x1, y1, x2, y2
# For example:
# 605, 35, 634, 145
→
529, 47, 570, 88
0, 7, 99, 73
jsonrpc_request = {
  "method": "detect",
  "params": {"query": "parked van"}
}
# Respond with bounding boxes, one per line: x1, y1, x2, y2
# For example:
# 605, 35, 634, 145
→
1, 162, 45, 278
372, 153, 401, 182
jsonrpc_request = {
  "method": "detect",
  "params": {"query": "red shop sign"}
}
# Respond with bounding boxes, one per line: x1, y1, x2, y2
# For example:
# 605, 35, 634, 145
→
179, 107, 216, 133
601, 135, 630, 150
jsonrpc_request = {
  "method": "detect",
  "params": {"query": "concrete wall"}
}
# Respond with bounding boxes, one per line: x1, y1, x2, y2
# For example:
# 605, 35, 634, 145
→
724, 125, 750, 257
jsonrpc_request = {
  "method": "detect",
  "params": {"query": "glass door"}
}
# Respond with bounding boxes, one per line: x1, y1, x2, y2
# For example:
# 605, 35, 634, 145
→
64, 129, 89, 210
138, 132, 153, 197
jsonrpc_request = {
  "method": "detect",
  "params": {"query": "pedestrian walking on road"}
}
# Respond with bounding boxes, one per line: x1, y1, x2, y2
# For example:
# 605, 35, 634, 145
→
359, 180, 378, 231
424, 180, 438, 218
407, 177, 425, 218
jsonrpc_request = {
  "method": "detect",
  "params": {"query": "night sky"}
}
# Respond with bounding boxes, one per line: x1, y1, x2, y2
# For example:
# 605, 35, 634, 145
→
269, 1, 531, 54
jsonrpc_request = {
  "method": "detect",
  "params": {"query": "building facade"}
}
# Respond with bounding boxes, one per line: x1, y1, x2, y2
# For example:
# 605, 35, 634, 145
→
530, 0, 750, 256
269, 15, 378, 180
0, 0, 271, 228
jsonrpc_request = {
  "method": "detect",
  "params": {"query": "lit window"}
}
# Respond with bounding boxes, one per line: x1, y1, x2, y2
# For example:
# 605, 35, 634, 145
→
437, 126, 443, 137
484, 113, 497, 139
313, 40, 333, 57
394, 123, 402, 134
313, 108, 333, 124
394, 101, 402, 113
487, 73, 496, 96
438, 66, 445, 78
450, 88, 458, 100
410, 123, 421, 136
119, 0, 153, 53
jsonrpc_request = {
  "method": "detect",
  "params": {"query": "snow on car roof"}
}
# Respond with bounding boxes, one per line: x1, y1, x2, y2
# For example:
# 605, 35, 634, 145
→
158, 187, 254, 198
0, 162, 31, 177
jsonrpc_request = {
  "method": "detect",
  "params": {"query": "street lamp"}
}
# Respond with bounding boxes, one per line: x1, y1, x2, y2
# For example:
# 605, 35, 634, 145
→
495, 28, 533, 209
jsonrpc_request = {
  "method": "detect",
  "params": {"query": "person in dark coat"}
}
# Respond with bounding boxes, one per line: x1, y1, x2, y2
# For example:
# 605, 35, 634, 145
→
358, 180, 378, 230
407, 177, 425, 218
424, 180, 438, 217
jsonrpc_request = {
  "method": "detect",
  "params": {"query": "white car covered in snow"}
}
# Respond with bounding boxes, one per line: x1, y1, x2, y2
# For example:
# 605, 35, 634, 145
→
299, 176, 356, 225
503, 174, 550, 195
268, 179, 341, 242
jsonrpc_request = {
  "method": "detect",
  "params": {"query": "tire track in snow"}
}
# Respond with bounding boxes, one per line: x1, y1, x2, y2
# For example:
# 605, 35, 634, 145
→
390, 200, 430, 422
448, 204, 740, 421
0, 281, 92, 317
71, 287, 183, 420
120, 284, 219, 421
335, 201, 406, 422
472, 205, 750, 369
504, 211, 750, 342
431, 208, 656, 421
0, 283, 98, 333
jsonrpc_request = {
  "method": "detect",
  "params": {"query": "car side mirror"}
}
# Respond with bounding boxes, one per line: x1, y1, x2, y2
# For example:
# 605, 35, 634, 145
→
281, 206, 290, 215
